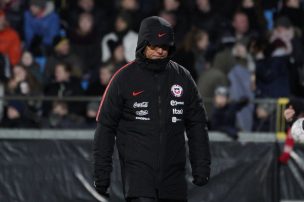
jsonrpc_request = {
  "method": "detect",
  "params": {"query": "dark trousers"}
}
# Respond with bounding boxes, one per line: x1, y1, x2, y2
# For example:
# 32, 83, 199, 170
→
127, 197, 187, 202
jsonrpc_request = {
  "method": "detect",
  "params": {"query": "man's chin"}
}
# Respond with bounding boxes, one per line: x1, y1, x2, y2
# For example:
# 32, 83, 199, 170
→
151, 56, 167, 60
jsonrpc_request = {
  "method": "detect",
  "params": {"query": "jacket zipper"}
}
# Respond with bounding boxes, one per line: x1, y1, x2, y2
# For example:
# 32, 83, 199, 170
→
156, 73, 162, 188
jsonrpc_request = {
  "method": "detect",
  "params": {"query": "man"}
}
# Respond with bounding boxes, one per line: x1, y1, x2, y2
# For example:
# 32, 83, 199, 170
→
0, 10, 21, 66
101, 12, 138, 63
232, 11, 252, 45
93, 16, 211, 202
44, 35, 83, 81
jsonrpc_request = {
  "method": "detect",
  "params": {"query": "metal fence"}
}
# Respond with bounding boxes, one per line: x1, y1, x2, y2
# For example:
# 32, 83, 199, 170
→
0, 95, 289, 135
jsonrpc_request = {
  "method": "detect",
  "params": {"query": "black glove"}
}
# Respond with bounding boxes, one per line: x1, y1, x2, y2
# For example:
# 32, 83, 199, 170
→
94, 182, 110, 198
192, 175, 209, 186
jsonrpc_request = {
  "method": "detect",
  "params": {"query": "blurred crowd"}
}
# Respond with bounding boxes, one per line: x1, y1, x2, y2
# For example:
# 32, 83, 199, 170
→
0, 0, 303, 135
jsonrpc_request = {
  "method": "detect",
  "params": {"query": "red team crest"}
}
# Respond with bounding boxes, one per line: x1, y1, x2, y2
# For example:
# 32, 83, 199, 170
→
171, 84, 183, 97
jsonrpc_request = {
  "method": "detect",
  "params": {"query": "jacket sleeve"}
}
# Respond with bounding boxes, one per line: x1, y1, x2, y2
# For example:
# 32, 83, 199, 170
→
184, 74, 211, 179
93, 76, 123, 190
43, 12, 60, 46
8, 31, 21, 65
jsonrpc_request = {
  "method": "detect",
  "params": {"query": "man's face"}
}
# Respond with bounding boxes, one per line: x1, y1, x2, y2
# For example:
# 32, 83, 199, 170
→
144, 45, 169, 60
55, 64, 70, 82
30, 5, 42, 16
52, 103, 68, 116
99, 67, 112, 85
78, 0, 94, 11
115, 17, 128, 32
21, 52, 34, 66
79, 14, 93, 33
196, 0, 210, 11
214, 95, 228, 108
242, 0, 254, 8
7, 106, 20, 119
287, 0, 300, 8
121, 0, 138, 10
13, 65, 27, 82
233, 13, 249, 34
164, 0, 180, 11
197, 33, 209, 50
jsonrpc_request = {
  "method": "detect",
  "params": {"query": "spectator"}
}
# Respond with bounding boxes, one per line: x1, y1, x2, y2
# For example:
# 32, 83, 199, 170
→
212, 32, 236, 76
283, 98, 304, 123
6, 64, 42, 118
160, 0, 190, 46
239, 0, 266, 33
158, 10, 185, 49
86, 63, 113, 96
45, 35, 83, 82
44, 62, 83, 97
279, 0, 304, 33
44, 62, 83, 115
232, 11, 254, 45
0, 10, 21, 66
197, 66, 229, 117
172, 28, 197, 80
6, 64, 42, 96
101, 12, 137, 63
69, 12, 101, 74
118, 0, 145, 31
192, 29, 211, 76
65, 0, 111, 36
24, 0, 60, 54
273, 17, 304, 98
85, 101, 99, 128
228, 42, 255, 131
43, 100, 84, 128
255, 19, 294, 98
1, 0, 25, 38
191, 0, 225, 43
211, 86, 248, 140
106, 40, 127, 71
85, 63, 114, 128
252, 102, 276, 132
255, 45, 291, 98
173, 28, 210, 80
161, 0, 189, 25
20, 51, 42, 84
198, 29, 211, 75
1, 100, 38, 128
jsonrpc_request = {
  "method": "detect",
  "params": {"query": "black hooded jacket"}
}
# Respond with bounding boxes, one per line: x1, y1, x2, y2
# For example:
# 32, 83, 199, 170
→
93, 16, 211, 200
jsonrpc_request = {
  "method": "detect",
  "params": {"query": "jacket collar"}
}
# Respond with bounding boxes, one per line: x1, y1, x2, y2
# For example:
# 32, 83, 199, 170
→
136, 51, 170, 72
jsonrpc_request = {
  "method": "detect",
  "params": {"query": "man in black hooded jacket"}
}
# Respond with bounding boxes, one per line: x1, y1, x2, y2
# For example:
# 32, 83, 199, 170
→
93, 16, 211, 202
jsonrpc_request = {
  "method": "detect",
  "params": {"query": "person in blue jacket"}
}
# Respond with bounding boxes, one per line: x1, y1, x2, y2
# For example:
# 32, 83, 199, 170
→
24, 0, 60, 51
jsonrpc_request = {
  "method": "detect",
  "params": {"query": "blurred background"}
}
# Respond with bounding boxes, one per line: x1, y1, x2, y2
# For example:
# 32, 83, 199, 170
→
0, 0, 304, 132
1, 0, 304, 201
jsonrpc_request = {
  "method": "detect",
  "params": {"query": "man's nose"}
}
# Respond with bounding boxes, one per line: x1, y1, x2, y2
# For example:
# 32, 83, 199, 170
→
156, 47, 164, 54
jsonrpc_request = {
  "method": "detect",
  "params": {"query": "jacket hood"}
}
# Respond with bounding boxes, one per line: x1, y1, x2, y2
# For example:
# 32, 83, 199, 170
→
136, 16, 175, 59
